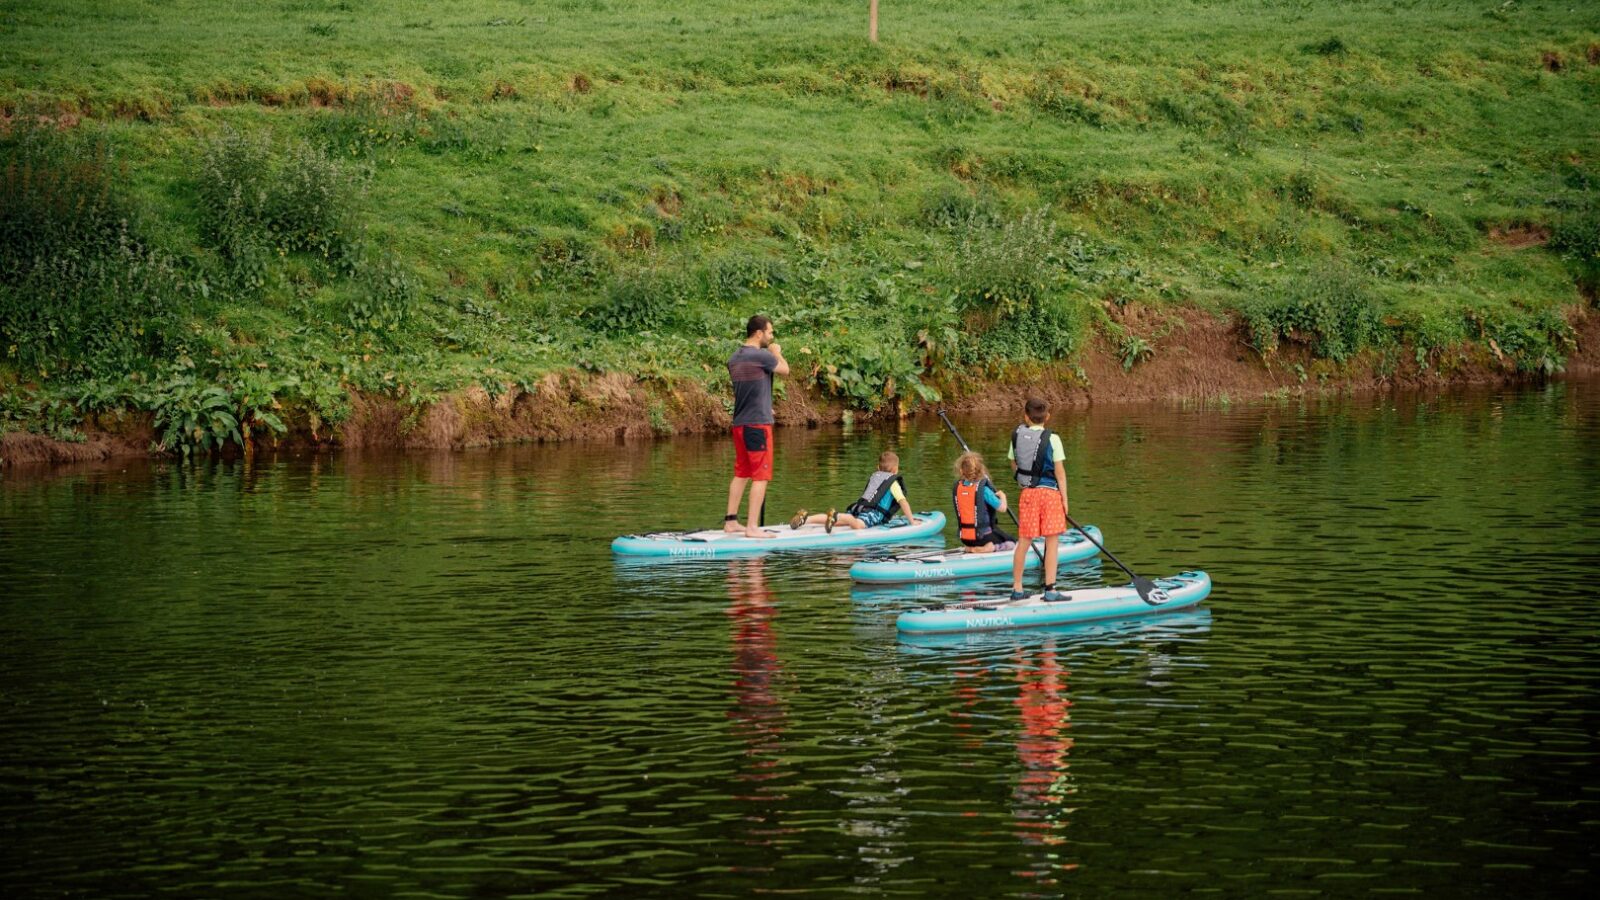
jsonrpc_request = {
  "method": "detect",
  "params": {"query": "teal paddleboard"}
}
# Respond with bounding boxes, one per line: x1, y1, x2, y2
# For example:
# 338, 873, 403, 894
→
895, 570, 1211, 635
849, 525, 1103, 583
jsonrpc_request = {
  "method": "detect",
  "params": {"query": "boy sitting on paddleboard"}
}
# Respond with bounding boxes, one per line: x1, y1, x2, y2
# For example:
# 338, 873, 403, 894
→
790, 451, 919, 533
1010, 398, 1070, 601
952, 451, 1015, 553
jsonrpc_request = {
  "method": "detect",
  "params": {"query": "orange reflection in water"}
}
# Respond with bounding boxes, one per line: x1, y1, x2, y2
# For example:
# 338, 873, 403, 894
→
1012, 640, 1075, 857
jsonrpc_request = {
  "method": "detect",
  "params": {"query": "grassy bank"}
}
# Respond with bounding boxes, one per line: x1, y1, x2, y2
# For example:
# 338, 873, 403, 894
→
1, 0, 1597, 455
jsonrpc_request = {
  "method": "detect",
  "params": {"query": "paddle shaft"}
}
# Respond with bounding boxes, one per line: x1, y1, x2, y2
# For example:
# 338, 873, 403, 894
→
935, 410, 1045, 567
937, 409, 1162, 603
1062, 511, 1146, 589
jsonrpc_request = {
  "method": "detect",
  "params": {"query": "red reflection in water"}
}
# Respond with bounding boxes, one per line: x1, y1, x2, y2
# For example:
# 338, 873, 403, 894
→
951, 660, 988, 751
725, 558, 794, 854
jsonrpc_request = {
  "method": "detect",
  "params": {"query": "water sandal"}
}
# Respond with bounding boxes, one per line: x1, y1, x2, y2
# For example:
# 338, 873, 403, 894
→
789, 509, 808, 530
825, 508, 837, 534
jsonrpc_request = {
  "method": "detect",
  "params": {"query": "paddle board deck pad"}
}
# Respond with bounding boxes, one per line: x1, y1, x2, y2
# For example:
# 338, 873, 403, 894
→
897, 607, 1213, 652
850, 561, 1104, 605
848, 525, 1103, 583
612, 511, 947, 558
896, 571, 1211, 635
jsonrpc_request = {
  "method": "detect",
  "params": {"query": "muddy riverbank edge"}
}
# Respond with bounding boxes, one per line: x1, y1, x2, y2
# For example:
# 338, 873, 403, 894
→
6, 307, 1599, 469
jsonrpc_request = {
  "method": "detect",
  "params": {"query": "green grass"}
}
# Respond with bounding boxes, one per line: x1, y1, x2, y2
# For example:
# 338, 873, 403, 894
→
1, 1, 1597, 448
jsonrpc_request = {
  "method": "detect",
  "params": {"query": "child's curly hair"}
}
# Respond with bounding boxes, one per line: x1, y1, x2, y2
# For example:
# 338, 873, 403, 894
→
954, 451, 989, 482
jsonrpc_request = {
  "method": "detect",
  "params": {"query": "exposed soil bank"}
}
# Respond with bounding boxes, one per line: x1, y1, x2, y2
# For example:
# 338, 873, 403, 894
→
4, 309, 1598, 471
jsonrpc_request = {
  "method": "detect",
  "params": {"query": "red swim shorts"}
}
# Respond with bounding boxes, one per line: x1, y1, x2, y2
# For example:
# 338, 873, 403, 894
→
732, 424, 774, 481
1017, 486, 1067, 539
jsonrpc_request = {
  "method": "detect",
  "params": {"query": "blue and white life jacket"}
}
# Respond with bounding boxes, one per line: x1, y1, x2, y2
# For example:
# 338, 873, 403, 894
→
848, 471, 904, 517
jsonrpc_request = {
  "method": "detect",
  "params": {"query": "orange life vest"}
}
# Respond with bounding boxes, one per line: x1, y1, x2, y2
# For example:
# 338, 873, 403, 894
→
953, 478, 997, 542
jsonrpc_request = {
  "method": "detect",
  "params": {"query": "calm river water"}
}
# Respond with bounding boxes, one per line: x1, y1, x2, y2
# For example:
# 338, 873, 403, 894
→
2, 383, 1597, 897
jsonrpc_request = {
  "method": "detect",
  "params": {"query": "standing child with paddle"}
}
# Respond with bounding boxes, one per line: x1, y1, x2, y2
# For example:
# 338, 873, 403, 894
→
1009, 398, 1069, 601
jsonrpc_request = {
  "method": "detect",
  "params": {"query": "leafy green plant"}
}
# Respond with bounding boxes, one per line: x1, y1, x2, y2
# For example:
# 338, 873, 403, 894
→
314, 98, 426, 160
1242, 264, 1385, 363
589, 267, 690, 334
813, 335, 937, 411
1551, 201, 1600, 298
1305, 36, 1349, 57
144, 374, 242, 457
140, 366, 292, 457
346, 254, 416, 334
707, 251, 787, 301
1474, 306, 1574, 375
1118, 333, 1154, 371
973, 293, 1089, 366
920, 183, 999, 228
419, 113, 518, 162
0, 388, 85, 442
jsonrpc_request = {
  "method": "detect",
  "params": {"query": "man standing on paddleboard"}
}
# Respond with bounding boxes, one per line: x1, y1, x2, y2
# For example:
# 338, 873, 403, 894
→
725, 314, 790, 538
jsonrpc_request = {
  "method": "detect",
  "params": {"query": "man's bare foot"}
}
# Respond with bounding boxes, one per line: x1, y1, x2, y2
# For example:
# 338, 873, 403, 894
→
745, 527, 775, 539
723, 520, 744, 533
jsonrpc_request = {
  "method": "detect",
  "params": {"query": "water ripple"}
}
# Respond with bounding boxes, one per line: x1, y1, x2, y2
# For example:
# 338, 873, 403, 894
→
2, 384, 1597, 896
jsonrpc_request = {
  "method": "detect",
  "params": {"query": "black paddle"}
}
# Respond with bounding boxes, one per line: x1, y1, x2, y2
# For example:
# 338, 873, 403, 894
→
936, 409, 1167, 606
935, 410, 1045, 568
1064, 512, 1166, 606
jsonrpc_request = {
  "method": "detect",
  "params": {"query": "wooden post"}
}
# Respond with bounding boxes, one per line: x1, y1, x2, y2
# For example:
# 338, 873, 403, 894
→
869, 0, 878, 43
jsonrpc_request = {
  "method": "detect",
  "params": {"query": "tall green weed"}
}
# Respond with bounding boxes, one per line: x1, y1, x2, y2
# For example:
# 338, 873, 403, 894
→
0, 128, 192, 377
1551, 199, 1599, 298
196, 129, 361, 289
945, 208, 1063, 319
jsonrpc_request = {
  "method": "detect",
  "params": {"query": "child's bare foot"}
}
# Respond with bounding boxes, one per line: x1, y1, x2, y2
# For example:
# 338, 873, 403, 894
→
789, 508, 808, 530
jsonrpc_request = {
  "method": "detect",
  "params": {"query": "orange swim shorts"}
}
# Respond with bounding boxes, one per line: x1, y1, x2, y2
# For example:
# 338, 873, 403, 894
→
1016, 486, 1067, 539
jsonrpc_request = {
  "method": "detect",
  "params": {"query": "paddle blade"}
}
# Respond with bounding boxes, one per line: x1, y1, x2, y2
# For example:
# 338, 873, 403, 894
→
1133, 577, 1169, 606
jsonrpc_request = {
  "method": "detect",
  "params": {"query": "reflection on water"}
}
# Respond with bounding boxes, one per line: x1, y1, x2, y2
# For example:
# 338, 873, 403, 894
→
1012, 642, 1073, 858
726, 559, 792, 850
2, 383, 1598, 896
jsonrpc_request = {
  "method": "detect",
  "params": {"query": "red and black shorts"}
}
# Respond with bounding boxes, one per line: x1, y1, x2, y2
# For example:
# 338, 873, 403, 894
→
732, 424, 773, 481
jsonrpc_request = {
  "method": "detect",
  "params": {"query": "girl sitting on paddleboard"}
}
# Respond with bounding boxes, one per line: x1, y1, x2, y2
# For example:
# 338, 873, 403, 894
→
952, 451, 1015, 553
789, 451, 920, 533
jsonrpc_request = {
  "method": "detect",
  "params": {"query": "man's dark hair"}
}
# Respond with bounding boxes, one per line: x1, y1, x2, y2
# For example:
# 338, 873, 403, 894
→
745, 314, 772, 338
1025, 397, 1049, 423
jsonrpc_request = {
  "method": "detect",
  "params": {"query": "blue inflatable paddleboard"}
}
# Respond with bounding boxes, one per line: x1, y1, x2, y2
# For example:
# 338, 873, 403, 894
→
612, 510, 947, 559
